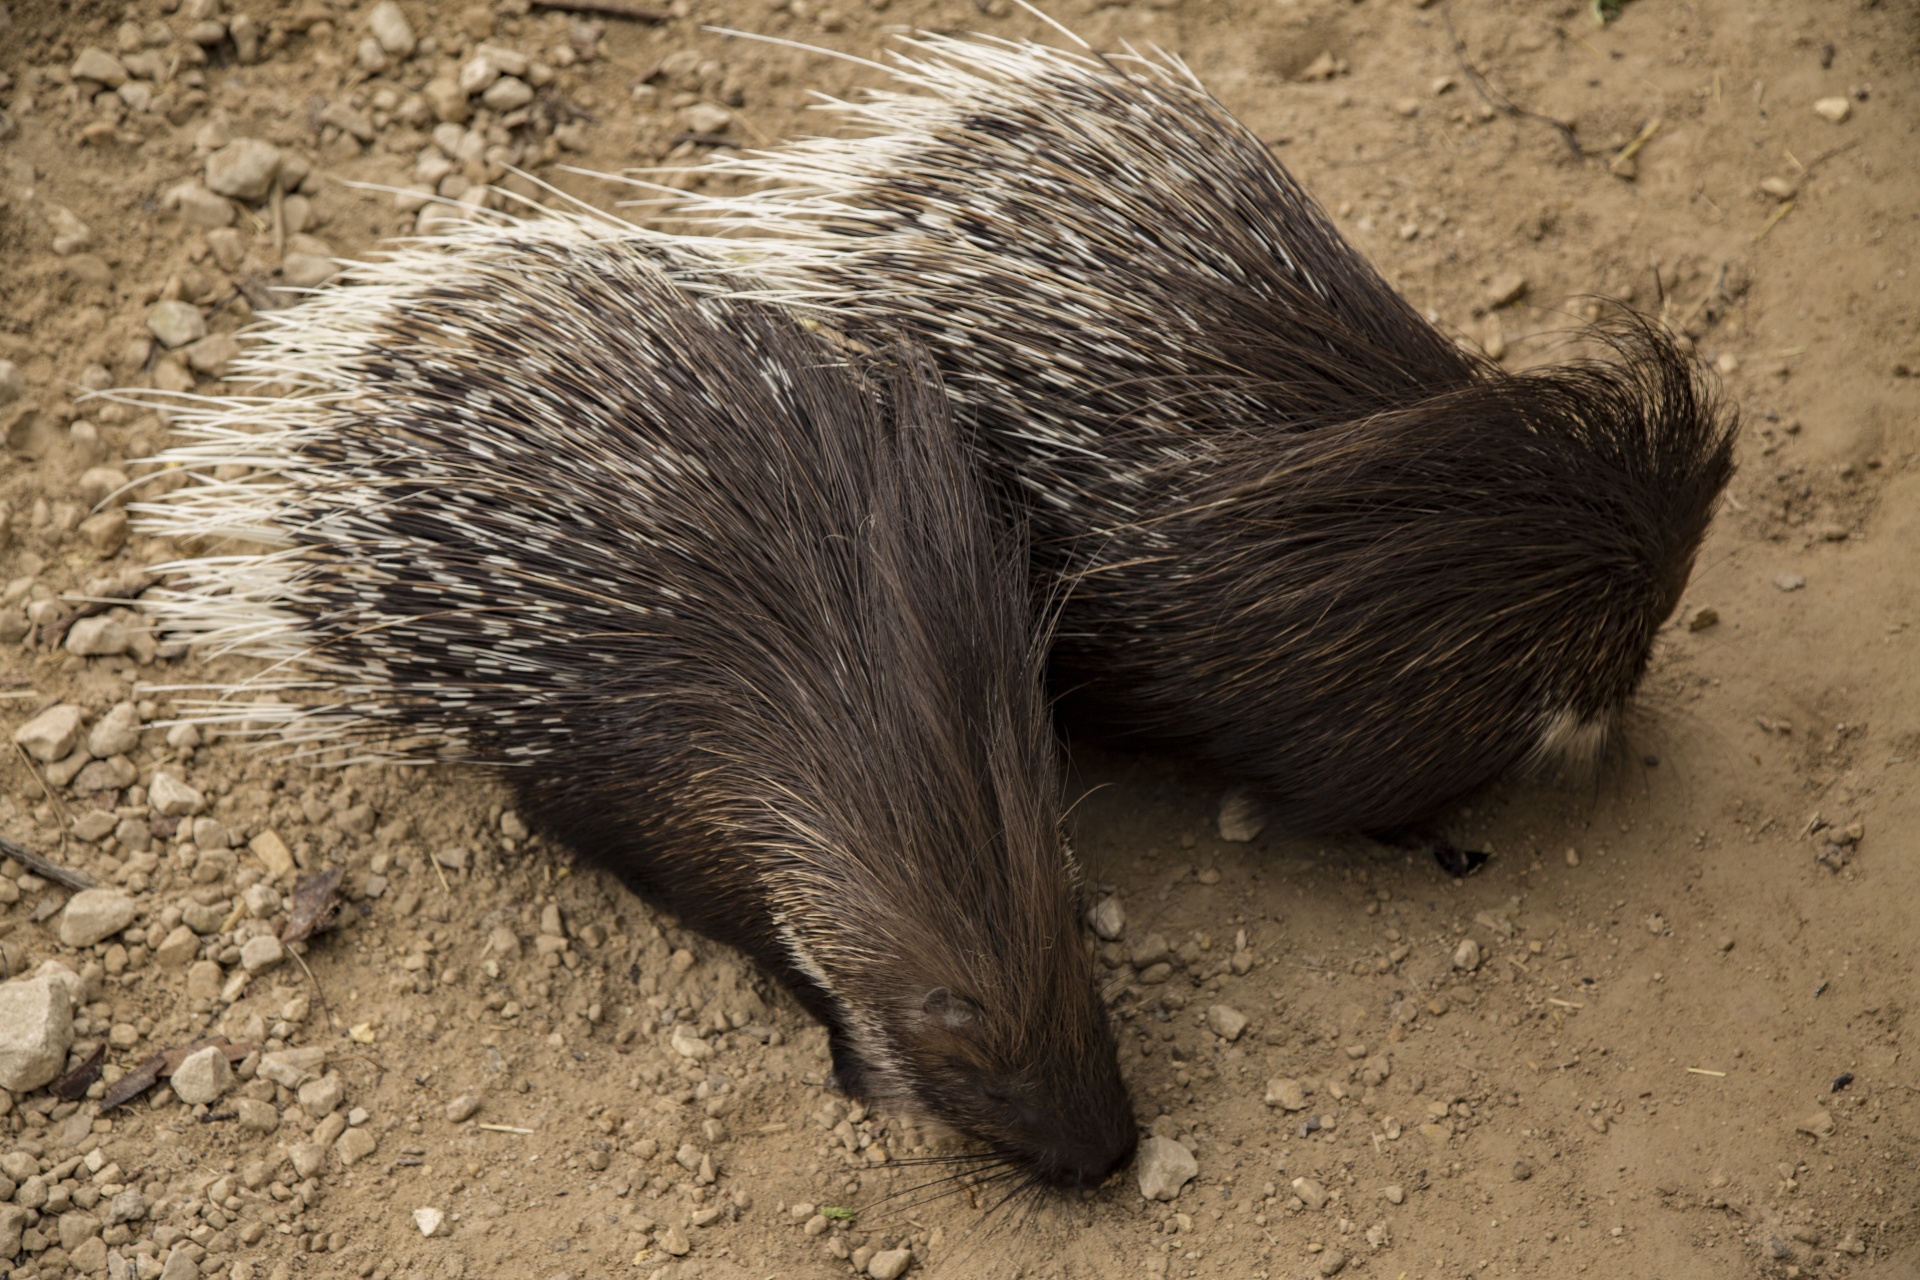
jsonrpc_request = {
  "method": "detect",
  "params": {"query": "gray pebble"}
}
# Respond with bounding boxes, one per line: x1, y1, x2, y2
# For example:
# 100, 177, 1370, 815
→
147, 301, 206, 349
205, 138, 283, 201
368, 1, 416, 57
1135, 1135, 1198, 1201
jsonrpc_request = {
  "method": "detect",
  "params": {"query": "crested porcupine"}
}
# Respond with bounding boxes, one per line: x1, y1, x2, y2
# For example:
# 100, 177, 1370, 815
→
691, 31, 1739, 839
134, 217, 1135, 1187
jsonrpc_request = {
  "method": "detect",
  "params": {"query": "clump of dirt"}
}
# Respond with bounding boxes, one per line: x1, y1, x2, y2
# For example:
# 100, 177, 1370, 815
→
0, 0, 1916, 1278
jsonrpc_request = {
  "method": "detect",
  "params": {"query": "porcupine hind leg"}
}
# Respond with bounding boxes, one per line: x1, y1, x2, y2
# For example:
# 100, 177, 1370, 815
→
1368, 826, 1491, 879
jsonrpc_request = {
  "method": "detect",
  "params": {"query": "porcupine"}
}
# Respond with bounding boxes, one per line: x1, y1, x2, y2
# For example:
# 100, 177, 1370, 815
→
134, 216, 1136, 1187
690, 28, 1739, 849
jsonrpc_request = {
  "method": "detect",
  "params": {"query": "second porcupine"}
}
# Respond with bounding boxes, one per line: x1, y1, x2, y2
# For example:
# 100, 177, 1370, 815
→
695, 31, 1739, 839
135, 218, 1134, 1187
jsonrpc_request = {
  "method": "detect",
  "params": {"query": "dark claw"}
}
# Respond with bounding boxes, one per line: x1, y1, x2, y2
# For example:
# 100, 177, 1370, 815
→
1430, 841, 1490, 878
1367, 825, 1490, 878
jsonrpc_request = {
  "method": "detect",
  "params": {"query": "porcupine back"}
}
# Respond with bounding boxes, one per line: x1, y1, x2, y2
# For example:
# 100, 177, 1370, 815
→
136, 216, 1134, 1186
692, 33, 1739, 836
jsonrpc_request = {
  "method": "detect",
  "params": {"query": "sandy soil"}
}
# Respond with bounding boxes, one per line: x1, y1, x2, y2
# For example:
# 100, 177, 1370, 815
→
0, 0, 1916, 1278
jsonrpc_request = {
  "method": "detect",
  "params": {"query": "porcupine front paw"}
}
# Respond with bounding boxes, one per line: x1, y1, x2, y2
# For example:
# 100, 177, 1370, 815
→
1368, 825, 1491, 879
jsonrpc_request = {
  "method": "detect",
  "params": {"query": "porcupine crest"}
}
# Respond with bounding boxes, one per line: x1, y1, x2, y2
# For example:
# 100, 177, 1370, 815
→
686, 28, 1739, 835
132, 211, 1134, 1186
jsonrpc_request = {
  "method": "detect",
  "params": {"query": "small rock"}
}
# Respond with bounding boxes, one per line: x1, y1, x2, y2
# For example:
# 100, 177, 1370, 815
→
481, 76, 534, 111
413, 1206, 449, 1238
1291, 1176, 1330, 1210
45, 746, 94, 788
280, 253, 339, 289
150, 772, 207, 816
1087, 895, 1126, 941
683, 102, 733, 134
1382, 1184, 1405, 1205
66, 615, 131, 657
146, 301, 207, 349
184, 334, 241, 378
445, 1094, 482, 1123
169, 1044, 233, 1105
459, 53, 501, 95
71, 47, 131, 87
1135, 1135, 1198, 1201
240, 935, 285, 973
248, 829, 296, 877
46, 204, 93, 255
1812, 96, 1852, 124
1773, 572, 1806, 592
1217, 785, 1267, 842
1298, 50, 1343, 81
658, 1223, 691, 1256
153, 925, 200, 967
1452, 938, 1482, 971
58, 889, 138, 947
186, 959, 224, 1000
1130, 933, 1170, 967
0, 976, 75, 1092
368, 1, 416, 56
868, 1247, 913, 1280
299, 1074, 345, 1115
205, 139, 284, 201
59, 1210, 102, 1252
1316, 1249, 1348, 1277
425, 76, 471, 124
1795, 1110, 1835, 1138
257, 1046, 328, 1088
289, 1142, 326, 1178
1206, 1004, 1249, 1042
1265, 1077, 1309, 1111
1759, 175, 1798, 200
1687, 606, 1719, 632
670, 1024, 714, 1061
181, 899, 228, 935
234, 1097, 280, 1132
75, 757, 138, 796
87, 702, 141, 757
14, 704, 85, 762
163, 181, 235, 229
1511, 1159, 1534, 1181
1486, 273, 1528, 309
106, 1189, 145, 1225
336, 1126, 379, 1166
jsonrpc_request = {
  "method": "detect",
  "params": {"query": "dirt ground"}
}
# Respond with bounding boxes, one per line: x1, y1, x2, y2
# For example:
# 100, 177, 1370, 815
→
1, 0, 1916, 1277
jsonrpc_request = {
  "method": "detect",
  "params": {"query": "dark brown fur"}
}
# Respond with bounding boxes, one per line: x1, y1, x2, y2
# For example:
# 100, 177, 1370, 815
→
707, 37, 1740, 834
147, 233, 1135, 1186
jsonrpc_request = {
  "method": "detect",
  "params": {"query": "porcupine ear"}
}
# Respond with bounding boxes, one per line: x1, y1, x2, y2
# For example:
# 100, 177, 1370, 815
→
920, 987, 983, 1030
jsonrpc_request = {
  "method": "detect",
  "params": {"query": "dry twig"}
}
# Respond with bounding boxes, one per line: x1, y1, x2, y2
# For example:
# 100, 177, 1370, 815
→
0, 833, 94, 891
1443, 6, 1585, 159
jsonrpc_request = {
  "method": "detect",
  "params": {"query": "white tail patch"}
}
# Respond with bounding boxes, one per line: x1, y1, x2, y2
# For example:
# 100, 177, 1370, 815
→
1532, 705, 1613, 772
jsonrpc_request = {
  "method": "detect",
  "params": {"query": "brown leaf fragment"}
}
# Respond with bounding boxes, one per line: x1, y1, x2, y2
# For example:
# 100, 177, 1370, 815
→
52, 1044, 106, 1101
282, 866, 346, 944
